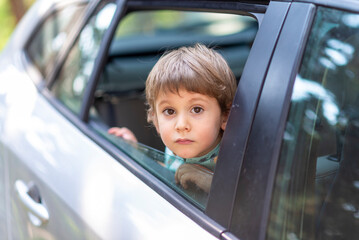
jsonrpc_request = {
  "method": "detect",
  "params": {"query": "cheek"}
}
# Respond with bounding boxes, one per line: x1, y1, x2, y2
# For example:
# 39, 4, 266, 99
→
157, 119, 172, 141
196, 119, 222, 139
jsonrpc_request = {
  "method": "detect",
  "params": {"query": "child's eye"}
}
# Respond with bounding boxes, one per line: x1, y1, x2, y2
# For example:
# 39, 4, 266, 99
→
163, 108, 175, 116
191, 106, 203, 114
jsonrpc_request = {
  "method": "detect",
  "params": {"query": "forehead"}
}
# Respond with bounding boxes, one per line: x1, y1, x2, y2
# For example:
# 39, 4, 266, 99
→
157, 88, 209, 99
155, 89, 218, 105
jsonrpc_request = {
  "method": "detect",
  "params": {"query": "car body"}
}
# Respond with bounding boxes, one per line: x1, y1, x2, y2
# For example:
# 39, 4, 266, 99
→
1, 0, 359, 239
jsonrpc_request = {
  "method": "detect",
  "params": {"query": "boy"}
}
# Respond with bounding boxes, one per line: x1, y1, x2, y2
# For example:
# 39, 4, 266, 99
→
109, 44, 236, 193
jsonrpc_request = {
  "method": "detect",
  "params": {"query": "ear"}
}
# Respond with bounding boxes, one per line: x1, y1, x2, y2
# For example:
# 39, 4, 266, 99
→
220, 110, 230, 131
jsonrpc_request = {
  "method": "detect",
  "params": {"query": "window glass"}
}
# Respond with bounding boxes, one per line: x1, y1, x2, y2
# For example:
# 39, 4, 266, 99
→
27, 3, 86, 78
268, 7, 359, 239
52, 2, 117, 114
89, 10, 258, 210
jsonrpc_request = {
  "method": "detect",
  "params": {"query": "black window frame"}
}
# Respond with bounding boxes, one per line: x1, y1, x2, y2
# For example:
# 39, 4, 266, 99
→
228, 2, 316, 240
207, 1, 292, 229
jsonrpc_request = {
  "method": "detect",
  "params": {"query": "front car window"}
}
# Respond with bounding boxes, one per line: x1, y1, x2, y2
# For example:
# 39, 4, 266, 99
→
26, 2, 87, 79
89, 10, 258, 209
268, 7, 359, 239
52, 2, 117, 114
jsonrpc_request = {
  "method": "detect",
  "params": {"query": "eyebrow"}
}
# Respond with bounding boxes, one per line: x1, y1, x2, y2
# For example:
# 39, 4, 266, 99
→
188, 97, 209, 103
157, 99, 170, 106
157, 96, 209, 107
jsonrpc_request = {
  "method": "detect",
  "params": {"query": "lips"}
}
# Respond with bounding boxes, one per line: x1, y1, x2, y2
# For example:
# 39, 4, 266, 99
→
175, 138, 194, 144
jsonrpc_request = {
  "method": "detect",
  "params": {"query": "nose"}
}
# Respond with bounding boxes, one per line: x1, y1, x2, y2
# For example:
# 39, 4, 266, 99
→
175, 113, 190, 132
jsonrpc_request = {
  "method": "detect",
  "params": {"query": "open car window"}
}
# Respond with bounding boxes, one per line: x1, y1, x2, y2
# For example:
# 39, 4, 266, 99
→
89, 9, 258, 209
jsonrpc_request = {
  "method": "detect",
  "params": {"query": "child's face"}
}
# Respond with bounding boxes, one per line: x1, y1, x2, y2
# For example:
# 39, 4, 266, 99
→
153, 89, 228, 159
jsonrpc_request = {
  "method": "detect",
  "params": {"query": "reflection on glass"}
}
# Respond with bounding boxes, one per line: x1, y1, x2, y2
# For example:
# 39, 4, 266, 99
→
27, 4, 86, 78
342, 14, 359, 27
53, 3, 117, 114
268, 7, 359, 240
292, 75, 339, 125
93, 127, 208, 210
95, 4, 116, 30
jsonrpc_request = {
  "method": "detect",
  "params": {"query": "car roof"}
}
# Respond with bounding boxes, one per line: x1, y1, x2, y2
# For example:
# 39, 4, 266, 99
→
126, 0, 359, 9
128, 0, 270, 5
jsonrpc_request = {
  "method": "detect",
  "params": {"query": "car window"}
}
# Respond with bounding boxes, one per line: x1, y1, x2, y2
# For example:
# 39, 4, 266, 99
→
268, 7, 359, 239
89, 10, 258, 210
26, 2, 87, 79
51, 2, 117, 115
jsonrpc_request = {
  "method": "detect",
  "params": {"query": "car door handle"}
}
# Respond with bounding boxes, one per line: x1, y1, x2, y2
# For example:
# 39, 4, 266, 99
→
15, 180, 49, 224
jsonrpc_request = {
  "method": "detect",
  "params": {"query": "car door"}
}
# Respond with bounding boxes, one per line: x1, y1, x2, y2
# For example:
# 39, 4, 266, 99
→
227, 1, 359, 239
65, 0, 291, 239
1, 0, 307, 239
1, 0, 222, 239
1, 1, 101, 239
265, 2, 359, 239
50, 0, 266, 236
0, 96, 6, 238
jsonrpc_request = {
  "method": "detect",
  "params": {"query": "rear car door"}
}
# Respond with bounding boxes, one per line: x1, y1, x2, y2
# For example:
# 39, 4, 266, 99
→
227, 1, 359, 239
3, 0, 223, 239
1, 0, 226, 239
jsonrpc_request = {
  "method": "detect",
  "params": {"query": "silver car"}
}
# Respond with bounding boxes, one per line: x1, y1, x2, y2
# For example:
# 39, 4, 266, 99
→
1, 0, 359, 239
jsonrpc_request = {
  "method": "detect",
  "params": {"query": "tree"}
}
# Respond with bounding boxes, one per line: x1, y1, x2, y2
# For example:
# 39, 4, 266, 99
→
8, 0, 26, 23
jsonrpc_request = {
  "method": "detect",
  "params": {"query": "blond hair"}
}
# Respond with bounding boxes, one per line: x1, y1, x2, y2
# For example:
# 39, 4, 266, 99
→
146, 43, 236, 123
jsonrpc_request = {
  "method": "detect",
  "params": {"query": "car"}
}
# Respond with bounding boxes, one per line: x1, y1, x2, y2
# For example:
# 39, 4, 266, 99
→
0, 0, 359, 239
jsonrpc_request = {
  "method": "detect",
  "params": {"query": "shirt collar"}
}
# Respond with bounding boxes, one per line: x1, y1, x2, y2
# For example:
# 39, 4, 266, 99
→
184, 143, 220, 163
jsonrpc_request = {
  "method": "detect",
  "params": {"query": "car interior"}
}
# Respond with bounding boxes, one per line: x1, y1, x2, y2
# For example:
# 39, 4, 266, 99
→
90, 10, 258, 151
298, 26, 359, 238
314, 29, 359, 238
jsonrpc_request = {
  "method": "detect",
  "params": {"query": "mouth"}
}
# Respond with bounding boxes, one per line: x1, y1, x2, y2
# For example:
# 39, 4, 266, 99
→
175, 138, 194, 144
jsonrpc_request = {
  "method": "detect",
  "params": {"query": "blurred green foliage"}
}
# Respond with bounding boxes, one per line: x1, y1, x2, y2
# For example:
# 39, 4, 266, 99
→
0, 0, 34, 51
0, 0, 16, 51
116, 11, 183, 38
